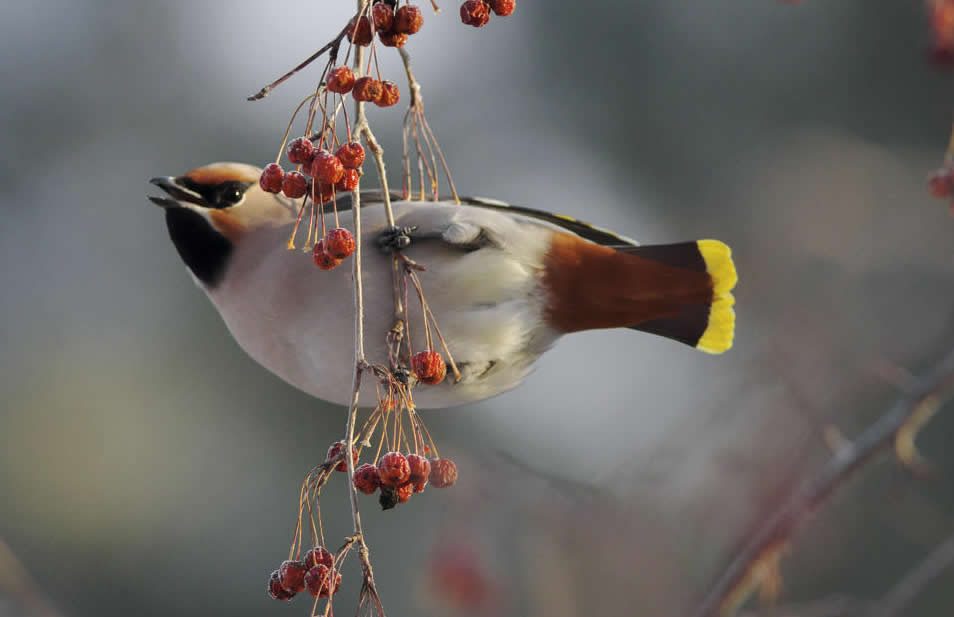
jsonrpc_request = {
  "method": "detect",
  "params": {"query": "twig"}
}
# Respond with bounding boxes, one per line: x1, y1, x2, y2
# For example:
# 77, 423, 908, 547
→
247, 23, 351, 101
693, 346, 954, 617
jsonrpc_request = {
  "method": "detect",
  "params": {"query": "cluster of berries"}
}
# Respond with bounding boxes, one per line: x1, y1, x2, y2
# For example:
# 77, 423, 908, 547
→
460, 0, 514, 27
353, 451, 458, 510
267, 546, 342, 602
259, 138, 366, 201
349, 2, 423, 49
327, 65, 400, 107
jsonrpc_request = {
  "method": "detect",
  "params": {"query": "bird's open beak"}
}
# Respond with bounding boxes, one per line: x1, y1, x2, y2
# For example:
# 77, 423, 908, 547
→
148, 176, 212, 209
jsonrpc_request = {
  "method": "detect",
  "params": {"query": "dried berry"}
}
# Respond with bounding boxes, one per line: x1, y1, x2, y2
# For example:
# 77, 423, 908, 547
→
406, 454, 431, 492
304, 564, 341, 598
372, 2, 394, 32
310, 149, 345, 184
375, 80, 401, 107
287, 137, 315, 165
379, 486, 399, 510
326, 439, 359, 471
304, 546, 334, 570
429, 458, 458, 488
327, 66, 356, 94
460, 0, 490, 27
353, 463, 381, 494
928, 169, 954, 198
378, 31, 407, 47
394, 5, 423, 34
352, 77, 383, 103
279, 560, 308, 594
313, 240, 343, 271
411, 350, 447, 385
395, 481, 413, 503
347, 15, 373, 46
336, 168, 360, 192
268, 570, 295, 601
282, 170, 309, 198
488, 0, 515, 16
259, 163, 284, 193
336, 142, 366, 169
377, 451, 411, 487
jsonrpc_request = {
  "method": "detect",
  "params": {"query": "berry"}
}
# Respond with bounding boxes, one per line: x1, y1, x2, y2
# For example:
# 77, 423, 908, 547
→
310, 149, 345, 184
395, 481, 413, 503
375, 80, 401, 107
347, 15, 373, 46
259, 163, 284, 193
304, 546, 334, 570
304, 565, 342, 598
407, 453, 431, 492
282, 170, 309, 198
372, 2, 394, 32
928, 169, 954, 198
353, 463, 381, 494
336, 168, 360, 192
312, 180, 337, 202
378, 31, 408, 47
279, 560, 308, 594
460, 1, 490, 27
324, 228, 356, 259
336, 142, 366, 169
394, 5, 423, 34
327, 66, 356, 94
326, 439, 358, 471
353, 77, 383, 103
313, 241, 343, 270
287, 137, 315, 165
488, 0, 515, 16
268, 570, 295, 601
379, 486, 399, 510
411, 350, 447, 385
429, 458, 458, 488
377, 451, 411, 487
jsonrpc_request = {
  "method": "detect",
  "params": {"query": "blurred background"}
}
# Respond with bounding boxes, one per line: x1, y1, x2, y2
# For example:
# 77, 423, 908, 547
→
2, 1, 954, 616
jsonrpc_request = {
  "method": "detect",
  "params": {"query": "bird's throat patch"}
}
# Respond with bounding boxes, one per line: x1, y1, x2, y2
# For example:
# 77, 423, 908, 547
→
165, 207, 233, 288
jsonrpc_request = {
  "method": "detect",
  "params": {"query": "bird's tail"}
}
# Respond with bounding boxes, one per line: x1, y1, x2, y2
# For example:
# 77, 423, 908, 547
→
542, 236, 737, 353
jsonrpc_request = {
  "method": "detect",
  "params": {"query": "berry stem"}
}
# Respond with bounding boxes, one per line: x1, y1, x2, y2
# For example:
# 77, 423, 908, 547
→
247, 22, 351, 101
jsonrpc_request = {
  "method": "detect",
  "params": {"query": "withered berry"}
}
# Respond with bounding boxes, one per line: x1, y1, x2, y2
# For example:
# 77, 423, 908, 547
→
282, 170, 309, 199
324, 228, 356, 259
375, 80, 401, 107
327, 66, 356, 94
353, 463, 381, 494
378, 31, 407, 47
347, 15, 373, 46
310, 150, 345, 184
928, 169, 954, 198
259, 163, 284, 193
279, 560, 308, 594
313, 240, 343, 271
304, 546, 334, 570
406, 453, 431, 490
287, 137, 315, 166
268, 570, 295, 601
412, 350, 447, 385
353, 77, 384, 103
460, 0, 490, 27
379, 486, 399, 510
429, 458, 458, 488
336, 142, 366, 169
336, 168, 360, 192
304, 565, 342, 598
326, 439, 359, 471
372, 2, 394, 32
394, 5, 423, 34
489, 0, 515, 16
377, 451, 411, 487
395, 481, 413, 504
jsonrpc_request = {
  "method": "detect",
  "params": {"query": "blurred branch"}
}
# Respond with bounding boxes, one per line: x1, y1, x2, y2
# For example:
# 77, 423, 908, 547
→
693, 345, 954, 617
0, 536, 64, 617
867, 529, 954, 617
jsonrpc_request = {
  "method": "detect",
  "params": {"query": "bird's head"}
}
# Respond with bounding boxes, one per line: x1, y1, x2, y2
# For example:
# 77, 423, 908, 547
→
149, 162, 298, 288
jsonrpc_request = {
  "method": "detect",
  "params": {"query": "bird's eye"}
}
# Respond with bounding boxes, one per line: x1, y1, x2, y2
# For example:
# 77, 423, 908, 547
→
217, 182, 247, 206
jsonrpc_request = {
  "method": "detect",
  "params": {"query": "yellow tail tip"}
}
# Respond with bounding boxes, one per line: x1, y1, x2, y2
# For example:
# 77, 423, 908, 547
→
696, 240, 737, 354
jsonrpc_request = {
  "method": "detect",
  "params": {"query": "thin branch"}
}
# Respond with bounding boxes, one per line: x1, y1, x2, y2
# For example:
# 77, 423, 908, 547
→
247, 23, 351, 101
693, 345, 954, 617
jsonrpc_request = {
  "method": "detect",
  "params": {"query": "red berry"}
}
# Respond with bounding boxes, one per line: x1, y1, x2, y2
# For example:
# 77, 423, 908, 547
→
259, 163, 284, 193
336, 168, 360, 192
460, 0, 490, 26
282, 170, 309, 198
310, 149, 345, 184
313, 241, 343, 270
327, 66, 356, 94
336, 142, 366, 169
353, 77, 383, 103
378, 30, 408, 47
324, 228, 356, 259
304, 565, 342, 598
347, 15, 373, 46
268, 570, 295, 600
372, 2, 394, 32
395, 481, 413, 503
377, 451, 411, 487
326, 439, 358, 471
394, 5, 423, 34
278, 560, 308, 594
488, 0, 515, 16
407, 453, 431, 492
304, 546, 334, 570
353, 463, 381, 494
287, 137, 315, 165
928, 169, 954, 198
312, 180, 336, 203
411, 350, 447, 385
375, 80, 401, 107
429, 458, 457, 488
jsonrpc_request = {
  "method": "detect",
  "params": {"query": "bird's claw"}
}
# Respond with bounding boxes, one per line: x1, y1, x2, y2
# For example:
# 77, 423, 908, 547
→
377, 225, 417, 252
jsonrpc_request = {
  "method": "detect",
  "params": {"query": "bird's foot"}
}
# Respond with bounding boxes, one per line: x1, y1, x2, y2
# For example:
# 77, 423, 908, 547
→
377, 225, 418, 252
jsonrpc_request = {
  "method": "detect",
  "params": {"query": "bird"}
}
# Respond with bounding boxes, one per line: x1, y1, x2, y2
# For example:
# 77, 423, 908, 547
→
149, 161, 737, 409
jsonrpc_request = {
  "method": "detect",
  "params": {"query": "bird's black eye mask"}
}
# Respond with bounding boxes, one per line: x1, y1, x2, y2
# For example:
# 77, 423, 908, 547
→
175, 177, 251, 209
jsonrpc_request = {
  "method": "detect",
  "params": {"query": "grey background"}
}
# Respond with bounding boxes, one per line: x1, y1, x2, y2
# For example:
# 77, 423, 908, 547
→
2, 1, 954, 616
